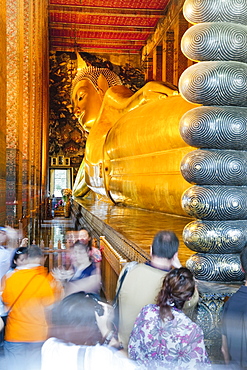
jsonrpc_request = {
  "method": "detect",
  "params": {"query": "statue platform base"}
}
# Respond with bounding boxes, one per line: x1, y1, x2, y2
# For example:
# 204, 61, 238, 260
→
196, 280, 241, 363
71, 196, 241, 364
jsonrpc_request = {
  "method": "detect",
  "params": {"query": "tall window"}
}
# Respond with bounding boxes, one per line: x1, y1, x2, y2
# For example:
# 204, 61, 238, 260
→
50, 169, 72, 197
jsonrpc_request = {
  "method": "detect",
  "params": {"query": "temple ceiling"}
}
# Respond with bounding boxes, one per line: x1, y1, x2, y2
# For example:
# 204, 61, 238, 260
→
49, 0, 171, 54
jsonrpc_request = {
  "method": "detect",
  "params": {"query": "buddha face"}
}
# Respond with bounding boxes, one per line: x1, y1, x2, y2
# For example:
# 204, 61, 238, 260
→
72, 79, 102, 132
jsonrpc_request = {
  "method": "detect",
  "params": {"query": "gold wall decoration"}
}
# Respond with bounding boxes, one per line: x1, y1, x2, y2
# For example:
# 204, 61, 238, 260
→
0, 0, 6, 224
3, 0, 49, 231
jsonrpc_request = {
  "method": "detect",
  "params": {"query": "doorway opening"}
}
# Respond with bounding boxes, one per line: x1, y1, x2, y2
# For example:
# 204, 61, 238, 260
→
49, 168, 72, 198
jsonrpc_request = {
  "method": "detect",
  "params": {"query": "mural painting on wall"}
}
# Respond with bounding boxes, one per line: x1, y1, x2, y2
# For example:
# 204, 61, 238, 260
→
49, 51, 86, 180
49, 51, 145, 180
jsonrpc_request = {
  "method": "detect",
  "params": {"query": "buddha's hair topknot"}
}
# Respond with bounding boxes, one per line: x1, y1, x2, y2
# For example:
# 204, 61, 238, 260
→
71, 66, 122, 98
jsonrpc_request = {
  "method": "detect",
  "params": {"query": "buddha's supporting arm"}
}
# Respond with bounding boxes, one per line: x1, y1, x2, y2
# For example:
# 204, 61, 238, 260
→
104, 81, 178, 114
72, 159, 90, 197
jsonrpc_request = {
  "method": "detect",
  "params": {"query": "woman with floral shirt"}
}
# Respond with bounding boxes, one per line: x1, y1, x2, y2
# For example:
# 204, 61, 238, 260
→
128, 268, 210, 369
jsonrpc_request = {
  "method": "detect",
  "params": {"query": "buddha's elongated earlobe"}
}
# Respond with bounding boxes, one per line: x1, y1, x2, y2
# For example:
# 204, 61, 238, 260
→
97, 74, 110, 98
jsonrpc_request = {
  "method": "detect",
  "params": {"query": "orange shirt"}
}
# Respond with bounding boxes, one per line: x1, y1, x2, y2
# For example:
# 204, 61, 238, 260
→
2, 265, 62, 342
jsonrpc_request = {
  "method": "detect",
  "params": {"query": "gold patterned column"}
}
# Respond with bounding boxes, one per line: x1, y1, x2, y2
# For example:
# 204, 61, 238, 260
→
153, 44, 162, 81
6, 0, 49, 232
177, 12, 191, 81
0, 0, 6, 225
6, 0, 21, 227
27, 0, 49, 239
165, 30, 174, 84
21, 0, 31, 221
145, 55, 153, 81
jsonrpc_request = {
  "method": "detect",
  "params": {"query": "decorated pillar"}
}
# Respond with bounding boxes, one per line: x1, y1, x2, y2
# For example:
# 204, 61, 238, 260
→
0, 0, 6, 225
165, 30, 174, 84
145, 55, 153, 81
5, 0, 49, 234
161, 38, 167, 82
6, 0, 23, 226
177, 12, 191, 82
153, 44, 162, 81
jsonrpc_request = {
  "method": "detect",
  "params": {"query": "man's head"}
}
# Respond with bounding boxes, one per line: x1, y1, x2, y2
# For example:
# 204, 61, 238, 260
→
27, 245, 43, 265
240, 245, 247, 276
50, 292, 105, 345
151, 230, 179, 260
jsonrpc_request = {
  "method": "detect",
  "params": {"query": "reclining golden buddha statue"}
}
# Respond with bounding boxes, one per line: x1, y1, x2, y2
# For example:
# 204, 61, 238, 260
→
71, 61, 197, 216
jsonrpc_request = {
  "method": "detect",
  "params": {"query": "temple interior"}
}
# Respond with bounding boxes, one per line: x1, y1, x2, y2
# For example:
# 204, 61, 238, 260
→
1, 0, 246, 366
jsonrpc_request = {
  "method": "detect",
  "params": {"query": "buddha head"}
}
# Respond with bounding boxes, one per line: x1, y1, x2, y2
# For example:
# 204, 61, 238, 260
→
71, 66, 122, 132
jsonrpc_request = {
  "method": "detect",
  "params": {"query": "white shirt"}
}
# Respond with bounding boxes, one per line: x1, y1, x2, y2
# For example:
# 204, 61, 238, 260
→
0, 246, 12, 281
41, 337, 139, 370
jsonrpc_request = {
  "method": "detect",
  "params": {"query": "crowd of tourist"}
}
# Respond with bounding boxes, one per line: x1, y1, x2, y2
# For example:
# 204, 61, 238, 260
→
0, 225, 246, 369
